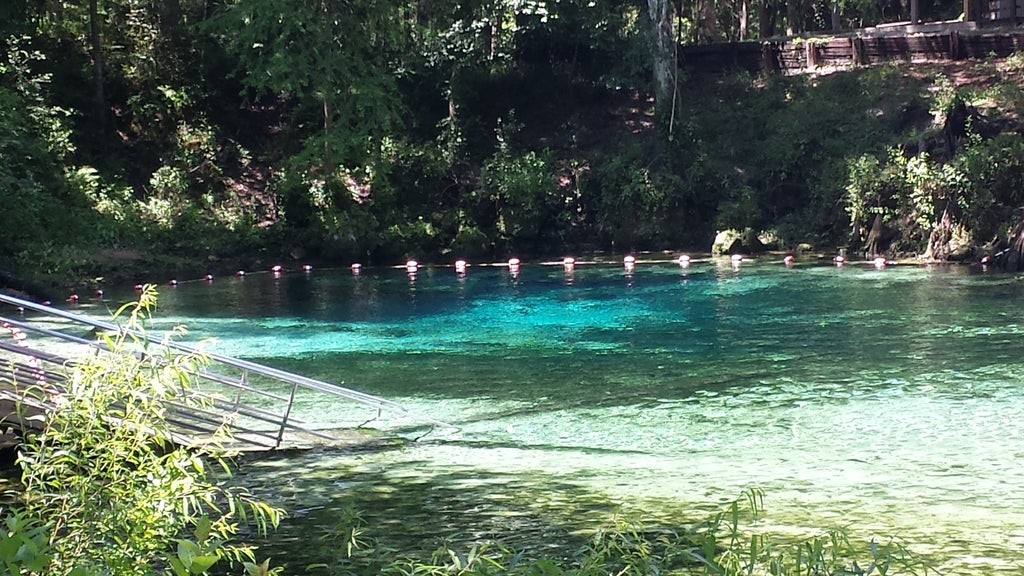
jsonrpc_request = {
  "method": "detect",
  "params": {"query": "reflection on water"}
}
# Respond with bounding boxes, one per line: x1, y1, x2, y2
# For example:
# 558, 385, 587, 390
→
71, 261, 1024, 574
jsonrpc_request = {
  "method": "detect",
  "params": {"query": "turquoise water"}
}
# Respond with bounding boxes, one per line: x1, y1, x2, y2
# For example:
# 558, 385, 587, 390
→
85, 259, 1024, 573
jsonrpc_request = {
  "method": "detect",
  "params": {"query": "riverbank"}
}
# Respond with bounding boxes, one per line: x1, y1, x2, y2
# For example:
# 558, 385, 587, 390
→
5, 52, 1024, 297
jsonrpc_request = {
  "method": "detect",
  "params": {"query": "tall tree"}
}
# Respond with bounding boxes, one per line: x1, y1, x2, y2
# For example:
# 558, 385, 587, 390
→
209, 0, 409, 181
697, 0, 718, 41
786, 0, 803, 34
88, 0, 105, 130
758, 0, 777, 38
647, 0, 676, 118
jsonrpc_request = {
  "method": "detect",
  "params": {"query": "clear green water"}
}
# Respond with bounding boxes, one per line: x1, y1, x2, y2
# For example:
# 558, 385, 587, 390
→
86, 260, 1024, 573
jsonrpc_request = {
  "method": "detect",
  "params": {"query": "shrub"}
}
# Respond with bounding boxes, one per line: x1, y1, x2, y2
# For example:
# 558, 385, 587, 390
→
7, 287, 282, 576
483, 148, 556, 246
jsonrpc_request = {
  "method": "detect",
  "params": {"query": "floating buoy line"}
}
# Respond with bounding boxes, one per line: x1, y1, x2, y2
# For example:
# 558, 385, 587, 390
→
49, 252, 947, 304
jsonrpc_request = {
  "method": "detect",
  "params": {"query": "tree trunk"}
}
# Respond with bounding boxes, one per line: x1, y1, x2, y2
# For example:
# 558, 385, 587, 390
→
786, 0, 801, 35
159, 0, 183, 43
740, 0, 749, 40
831, 1, 840, 30
323, 97, 330, 166
999, 221, 1024, 272
758, 0, 775, 38
647, 0, 676, 112
489, 1, 500, 60
698, 0, 718, 42
88, 0, 105, 130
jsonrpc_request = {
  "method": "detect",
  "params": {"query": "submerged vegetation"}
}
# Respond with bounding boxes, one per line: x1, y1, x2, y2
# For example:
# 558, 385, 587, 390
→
0, 289, 941, 576
305, 490, 936, 576
3, 0, 1017, 564
1, 293, 940, 575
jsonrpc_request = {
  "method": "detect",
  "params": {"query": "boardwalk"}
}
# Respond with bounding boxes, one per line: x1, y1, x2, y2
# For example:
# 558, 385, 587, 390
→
681, 21, 1024, 77
0, 293, 453, 452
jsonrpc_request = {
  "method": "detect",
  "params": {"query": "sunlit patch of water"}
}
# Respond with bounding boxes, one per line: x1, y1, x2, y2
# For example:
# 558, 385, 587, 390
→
58, 262, 1024, 574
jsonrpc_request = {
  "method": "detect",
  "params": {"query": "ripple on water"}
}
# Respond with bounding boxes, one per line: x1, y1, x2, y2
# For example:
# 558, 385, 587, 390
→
68, 263, 1024, 575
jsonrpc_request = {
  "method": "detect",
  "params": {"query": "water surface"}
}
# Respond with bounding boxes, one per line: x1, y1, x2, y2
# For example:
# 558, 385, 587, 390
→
79, 259, 1024, 573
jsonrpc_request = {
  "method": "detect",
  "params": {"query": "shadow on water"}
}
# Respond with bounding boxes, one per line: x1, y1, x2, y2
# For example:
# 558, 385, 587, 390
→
234, 445, 701, 574
69, 263, 1024, 575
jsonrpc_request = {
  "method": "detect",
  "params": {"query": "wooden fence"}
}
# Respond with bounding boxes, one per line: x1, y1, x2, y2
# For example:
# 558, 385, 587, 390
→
681, 27, 1024, 77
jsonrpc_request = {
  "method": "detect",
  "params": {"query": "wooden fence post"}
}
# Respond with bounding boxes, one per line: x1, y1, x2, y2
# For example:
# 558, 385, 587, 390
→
805, 40, 818, 69
761, 41, 779, 74
851, 37, 864, 66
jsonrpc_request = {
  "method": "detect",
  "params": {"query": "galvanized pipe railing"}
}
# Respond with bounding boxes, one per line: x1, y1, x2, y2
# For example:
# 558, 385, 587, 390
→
0, 292, 455, 448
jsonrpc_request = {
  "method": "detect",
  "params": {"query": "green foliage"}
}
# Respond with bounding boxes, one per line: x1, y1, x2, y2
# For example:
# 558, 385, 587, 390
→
483, 143, 556, 246
714, 186, 762, 233
207, 0, 408, 173
3, 0, 1024, 271
0, 34, 104, 268
844, 127, 1024, 256
0, 85, 54, 256
844, 148, 909, 226
5, 78, 117, 272
951, 131, 1024, 237
450, 224, 493, 257
673, 65, 933, 250
10, 288, 283, 576
588, 153, 670, 249
0, 512, 57, 575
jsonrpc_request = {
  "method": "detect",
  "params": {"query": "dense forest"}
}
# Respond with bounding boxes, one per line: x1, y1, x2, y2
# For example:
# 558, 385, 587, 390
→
3, 0, 1024, 292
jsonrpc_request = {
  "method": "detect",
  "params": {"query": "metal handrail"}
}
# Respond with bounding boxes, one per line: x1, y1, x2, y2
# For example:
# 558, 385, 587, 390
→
0, 292, 455, 448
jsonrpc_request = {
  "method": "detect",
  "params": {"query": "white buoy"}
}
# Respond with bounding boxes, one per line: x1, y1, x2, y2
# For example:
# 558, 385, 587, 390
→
563, 257, 575, 270
874, 256, 887, 269
833, 255, 846, 266
678, 254, 691, 267
783, 254, 795, 267
351, 263, 362, 272
508, 257, 521, 267
271, 264, 283, 273
302, 264, 313, 272
405, 260, 419, 273
624, 255, 636, 272
455, 259, 467, 274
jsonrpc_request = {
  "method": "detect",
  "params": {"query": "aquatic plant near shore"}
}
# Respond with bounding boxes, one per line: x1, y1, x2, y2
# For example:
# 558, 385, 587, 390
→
311, 488, 935, 576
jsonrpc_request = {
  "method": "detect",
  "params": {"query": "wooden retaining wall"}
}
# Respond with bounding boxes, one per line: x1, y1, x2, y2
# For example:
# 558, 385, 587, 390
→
681, 28, 1024, 76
